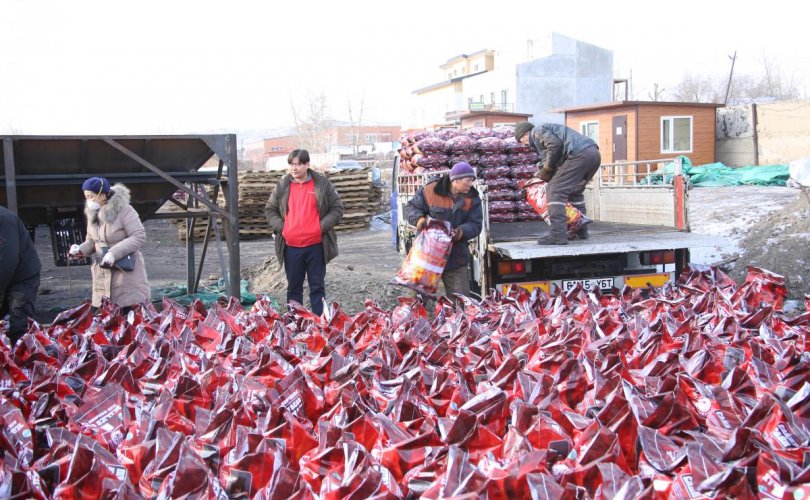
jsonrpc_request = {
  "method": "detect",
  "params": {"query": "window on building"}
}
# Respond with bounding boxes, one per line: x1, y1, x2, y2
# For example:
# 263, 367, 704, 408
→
501, 89, 508, 106
365, 133, 378, 143
345, 133, 359, 145
448, 73, 452, 79
661, 116, 692, 153
580, 121, 599, 142
474, 64, 479, 72
490, 92, 495, 104
468, 97, 473, 108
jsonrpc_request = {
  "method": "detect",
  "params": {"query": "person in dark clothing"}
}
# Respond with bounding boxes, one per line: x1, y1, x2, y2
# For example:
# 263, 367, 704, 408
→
515, 121, 602, 245
265, 149, 344, 316
405, 162, 483, 298
0, 205, 41, 347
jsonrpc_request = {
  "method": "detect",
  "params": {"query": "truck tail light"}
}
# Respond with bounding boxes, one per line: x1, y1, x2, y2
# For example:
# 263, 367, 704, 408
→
497, 261, 528, 276
641, 250, 676, 266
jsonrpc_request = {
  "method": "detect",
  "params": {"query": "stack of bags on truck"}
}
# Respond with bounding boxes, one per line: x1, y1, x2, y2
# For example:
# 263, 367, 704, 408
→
398, 126, 543, 222
174, 168, 379, 240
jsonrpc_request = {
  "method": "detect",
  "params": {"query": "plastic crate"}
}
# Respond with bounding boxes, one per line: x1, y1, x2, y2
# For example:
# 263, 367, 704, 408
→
51, 214, 91, 267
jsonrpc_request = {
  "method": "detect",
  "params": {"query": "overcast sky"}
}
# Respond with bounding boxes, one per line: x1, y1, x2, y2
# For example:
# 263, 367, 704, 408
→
2, 0, 808, 136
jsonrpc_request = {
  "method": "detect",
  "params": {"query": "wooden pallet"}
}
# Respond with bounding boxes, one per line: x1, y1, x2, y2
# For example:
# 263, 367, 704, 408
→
174, 169, 379, 241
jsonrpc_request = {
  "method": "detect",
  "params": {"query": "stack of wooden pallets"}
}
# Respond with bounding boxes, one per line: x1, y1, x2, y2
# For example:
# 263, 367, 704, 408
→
174, 168, 381, 241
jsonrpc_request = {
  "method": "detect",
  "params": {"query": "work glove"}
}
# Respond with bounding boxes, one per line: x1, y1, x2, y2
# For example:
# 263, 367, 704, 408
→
537, 166, 554, 182
68, 244, 83, 259
415, 217, 426, 232
452, 227, 464, 241
101, 251, 116, 267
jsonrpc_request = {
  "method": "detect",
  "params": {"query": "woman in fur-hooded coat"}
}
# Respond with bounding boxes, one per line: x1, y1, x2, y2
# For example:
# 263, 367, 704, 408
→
77, 182, 150, 307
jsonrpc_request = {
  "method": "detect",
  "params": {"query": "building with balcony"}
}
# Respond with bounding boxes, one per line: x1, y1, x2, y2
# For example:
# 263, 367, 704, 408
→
405, 33, 613, 130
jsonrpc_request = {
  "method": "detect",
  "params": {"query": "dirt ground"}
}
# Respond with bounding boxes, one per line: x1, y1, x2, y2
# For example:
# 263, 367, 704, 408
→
726, 189, 810, 297
242, 216, 406, 314
686, 186, 809, 300
33, 215, 407, 322
30, 185, 809, 323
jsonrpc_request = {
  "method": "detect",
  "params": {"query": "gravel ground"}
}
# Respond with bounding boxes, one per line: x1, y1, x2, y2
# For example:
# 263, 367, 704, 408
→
30, 185, 808, 322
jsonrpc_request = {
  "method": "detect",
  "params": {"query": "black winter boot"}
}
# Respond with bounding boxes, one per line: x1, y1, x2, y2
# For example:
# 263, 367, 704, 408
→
537, 235, 568, 245
539, 203, 568, 245
573, 225, 589, 240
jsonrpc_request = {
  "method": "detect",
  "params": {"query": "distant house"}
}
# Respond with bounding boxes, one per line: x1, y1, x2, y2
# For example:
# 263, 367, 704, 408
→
252, 124, 402, 170
406, 33, 613, 130
555, 101, 724, 165
459, 111, 532, 129
243, 135, 298, 168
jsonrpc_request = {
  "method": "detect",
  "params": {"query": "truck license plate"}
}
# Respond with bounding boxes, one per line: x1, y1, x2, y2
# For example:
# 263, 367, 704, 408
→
561, 278, 614, 292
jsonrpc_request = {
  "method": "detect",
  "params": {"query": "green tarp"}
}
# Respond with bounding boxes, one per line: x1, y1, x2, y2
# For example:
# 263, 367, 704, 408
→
152, 279, 260, 307
641, 156, 789, 186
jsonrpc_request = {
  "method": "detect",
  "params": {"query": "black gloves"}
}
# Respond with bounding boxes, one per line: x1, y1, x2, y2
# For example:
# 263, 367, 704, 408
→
537, 166, 554, 182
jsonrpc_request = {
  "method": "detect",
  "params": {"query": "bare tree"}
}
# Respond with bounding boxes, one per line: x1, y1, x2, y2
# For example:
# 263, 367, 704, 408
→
670, 73, 722, 103
3, 123, 25, 134
347, 93, 365, 155
754, 55, 800, 100
647, 83, 666, 101
667, 54, 801, 104
289, 91, 333, 153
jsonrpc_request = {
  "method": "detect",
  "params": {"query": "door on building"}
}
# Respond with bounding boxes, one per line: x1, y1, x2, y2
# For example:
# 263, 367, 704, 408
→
612, 115, 627, 162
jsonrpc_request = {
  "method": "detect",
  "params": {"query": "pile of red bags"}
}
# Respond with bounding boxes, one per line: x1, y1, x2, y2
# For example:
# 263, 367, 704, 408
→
393, 218, 453, 295
1, 266, 809, 498
523, 177, 592, 237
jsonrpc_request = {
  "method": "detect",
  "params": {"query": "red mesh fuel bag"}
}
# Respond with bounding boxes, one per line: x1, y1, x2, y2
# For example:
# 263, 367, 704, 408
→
523, 178, 593, 238
393, 218, 453, 296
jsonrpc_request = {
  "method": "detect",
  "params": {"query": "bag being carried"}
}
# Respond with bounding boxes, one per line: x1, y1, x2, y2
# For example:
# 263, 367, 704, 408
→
522, 178, 592, 238
393, 218, 453, 296
95, 221, 136, 272
100, 247, 135, 272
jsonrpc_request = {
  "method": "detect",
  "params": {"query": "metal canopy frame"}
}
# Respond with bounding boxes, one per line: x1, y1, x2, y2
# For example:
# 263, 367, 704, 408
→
0, 134, 241, 300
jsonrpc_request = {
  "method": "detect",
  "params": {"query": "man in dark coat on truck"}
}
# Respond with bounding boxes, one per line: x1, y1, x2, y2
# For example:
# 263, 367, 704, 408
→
515, 121, 601, 245
405, 162, 483, 298
0, 205, 41, 347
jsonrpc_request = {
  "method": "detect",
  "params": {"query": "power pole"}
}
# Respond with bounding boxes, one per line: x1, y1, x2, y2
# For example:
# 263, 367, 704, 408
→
724, 51, 737, 105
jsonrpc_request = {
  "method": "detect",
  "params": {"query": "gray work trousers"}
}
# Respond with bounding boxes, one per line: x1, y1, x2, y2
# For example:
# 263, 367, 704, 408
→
546, 145, 601, 240
405, 265, 470, 303
441, 265, 470, 299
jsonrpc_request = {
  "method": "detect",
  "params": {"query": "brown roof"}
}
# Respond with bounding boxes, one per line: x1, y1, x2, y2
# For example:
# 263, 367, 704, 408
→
553, 100, 725, 113
459, 111, 532, 120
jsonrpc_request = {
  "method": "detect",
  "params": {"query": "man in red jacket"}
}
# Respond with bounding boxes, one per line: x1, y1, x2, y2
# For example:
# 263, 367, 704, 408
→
265, 150, 344, 316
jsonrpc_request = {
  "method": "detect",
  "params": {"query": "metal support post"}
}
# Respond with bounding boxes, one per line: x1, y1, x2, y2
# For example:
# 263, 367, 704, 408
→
225, 134, 241, 300
3, 138, 17, 213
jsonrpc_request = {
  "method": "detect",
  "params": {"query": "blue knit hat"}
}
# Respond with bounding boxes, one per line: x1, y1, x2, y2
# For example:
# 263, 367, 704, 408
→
449, 162, 476, 181
81, 176, 110, 195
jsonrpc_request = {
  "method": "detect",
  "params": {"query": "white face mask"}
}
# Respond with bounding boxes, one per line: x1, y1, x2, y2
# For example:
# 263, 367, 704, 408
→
86, 200, 101, 211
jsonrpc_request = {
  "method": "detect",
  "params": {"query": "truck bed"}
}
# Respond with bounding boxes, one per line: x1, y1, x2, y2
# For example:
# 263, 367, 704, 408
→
488, 221, 720, 259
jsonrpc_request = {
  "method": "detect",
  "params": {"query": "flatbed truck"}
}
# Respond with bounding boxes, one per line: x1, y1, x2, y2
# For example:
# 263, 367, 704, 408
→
392, 157, 719, 296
